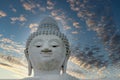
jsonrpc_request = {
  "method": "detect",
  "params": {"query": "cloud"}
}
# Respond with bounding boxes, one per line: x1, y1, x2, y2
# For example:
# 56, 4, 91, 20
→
0, 10, 7, 18
21, 0, 47, 13
36, 4, 46, 12
51, 10, 72, 31
67, 0, 120, 62
0, 34, 3, 37
67, 0, 84, 12
86, 19, 96, 28
23, 2, 35, 11
11, 8, 17, 12
21, 0, 37, 14
67, 0, 96, 19
10, 5, 17, 12
51, 9, 80, 31
67, 0, 80, 12
51, 10, 58, 16
12, 9, 17, 12
39, 7, 46, 12
71, 31, 78, 34
73, 22, 80, 28
0, 37, 24, 54
46, 0, 55, 10
63, 26, 71, 30
29, 23, 39, 33
77, 11, 84, 18
18, 15, 27, 22
11, 15, 27, 23
51, 10, 65, 19
71, 7, 79, 12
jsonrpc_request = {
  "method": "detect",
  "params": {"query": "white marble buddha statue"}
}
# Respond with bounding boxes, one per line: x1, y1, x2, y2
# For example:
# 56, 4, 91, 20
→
23, 17, 80, 80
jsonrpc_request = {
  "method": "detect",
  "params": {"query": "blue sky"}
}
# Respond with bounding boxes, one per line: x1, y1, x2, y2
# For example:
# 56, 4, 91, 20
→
0, 0, 120, 60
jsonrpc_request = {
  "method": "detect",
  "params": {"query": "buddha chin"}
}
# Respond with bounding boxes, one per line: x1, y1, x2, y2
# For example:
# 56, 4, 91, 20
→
37, 58, 61, 71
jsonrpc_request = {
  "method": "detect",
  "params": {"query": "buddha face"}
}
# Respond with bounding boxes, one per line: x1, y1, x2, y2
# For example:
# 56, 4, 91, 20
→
28, 35, 66, 71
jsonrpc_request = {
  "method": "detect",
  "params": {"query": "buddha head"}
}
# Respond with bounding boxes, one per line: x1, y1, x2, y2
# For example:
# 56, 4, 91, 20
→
24, 17, 70, 76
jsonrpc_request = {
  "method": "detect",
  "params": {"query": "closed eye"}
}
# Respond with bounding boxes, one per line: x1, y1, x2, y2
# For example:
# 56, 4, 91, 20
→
36, 45, 41, 48
52, 45, 59, 48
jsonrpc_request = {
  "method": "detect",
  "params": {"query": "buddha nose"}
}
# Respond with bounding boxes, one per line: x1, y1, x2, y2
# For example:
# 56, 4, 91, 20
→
41, 48, 52, 53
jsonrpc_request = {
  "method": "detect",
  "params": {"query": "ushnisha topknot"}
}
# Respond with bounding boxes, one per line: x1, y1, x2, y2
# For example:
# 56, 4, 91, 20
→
25, 17, 70, 56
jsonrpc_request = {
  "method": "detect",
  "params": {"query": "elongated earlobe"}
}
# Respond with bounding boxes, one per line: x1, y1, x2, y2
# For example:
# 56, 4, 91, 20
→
24, 49, 32, 76
28, 59, 32, 76
61, 54, 70, 73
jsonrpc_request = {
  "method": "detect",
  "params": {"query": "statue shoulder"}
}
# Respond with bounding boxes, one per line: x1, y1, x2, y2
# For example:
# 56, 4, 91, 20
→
21, 77, 41, 80
21, 74, 80, 80
63, 74, 80, 80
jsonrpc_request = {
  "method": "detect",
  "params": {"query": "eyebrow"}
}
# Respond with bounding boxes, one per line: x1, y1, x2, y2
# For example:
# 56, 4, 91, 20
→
49, 39, 60, 43
32, 39, 43, 44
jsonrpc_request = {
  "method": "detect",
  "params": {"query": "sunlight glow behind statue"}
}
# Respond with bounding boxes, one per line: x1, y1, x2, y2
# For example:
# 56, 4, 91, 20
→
23, 17, 79, 80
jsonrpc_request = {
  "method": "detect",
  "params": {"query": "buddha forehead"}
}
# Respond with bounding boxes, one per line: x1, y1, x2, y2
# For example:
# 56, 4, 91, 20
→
30, 35, 63, 45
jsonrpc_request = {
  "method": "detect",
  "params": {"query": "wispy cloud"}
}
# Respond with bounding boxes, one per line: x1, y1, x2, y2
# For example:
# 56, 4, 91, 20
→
29, 23, 39, 33
51, 10, 58, 16
0, 37, 24, 54
77, 11, 85, 18
11, 15, 27, 23
51, 9, 81, 31
12, 8, 17, 12
73, 22, 80, 28
67, 0, 120, 61
67, 0, 80, 12
0, 34, 3, 37
23, 2, 35, 11
51, 10, 71, 31
0, 10, 7, 18
71, 31, 78, 34
10, 5, 17, 12
21, 0, 47, 14
21, 0, 37, 14
86, 19, 96, 29
46, 0, 55, 10
63, 26, 71, 30
36, 4, 46, 12
67, 0, 96, 19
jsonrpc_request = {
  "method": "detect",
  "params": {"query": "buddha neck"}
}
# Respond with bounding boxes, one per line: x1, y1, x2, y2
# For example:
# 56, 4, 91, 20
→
33, 69, 61, 77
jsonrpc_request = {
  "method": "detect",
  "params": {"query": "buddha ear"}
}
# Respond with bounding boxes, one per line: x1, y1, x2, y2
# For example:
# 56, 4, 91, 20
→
24, 49, 32, 76
62, 53, 70, 73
